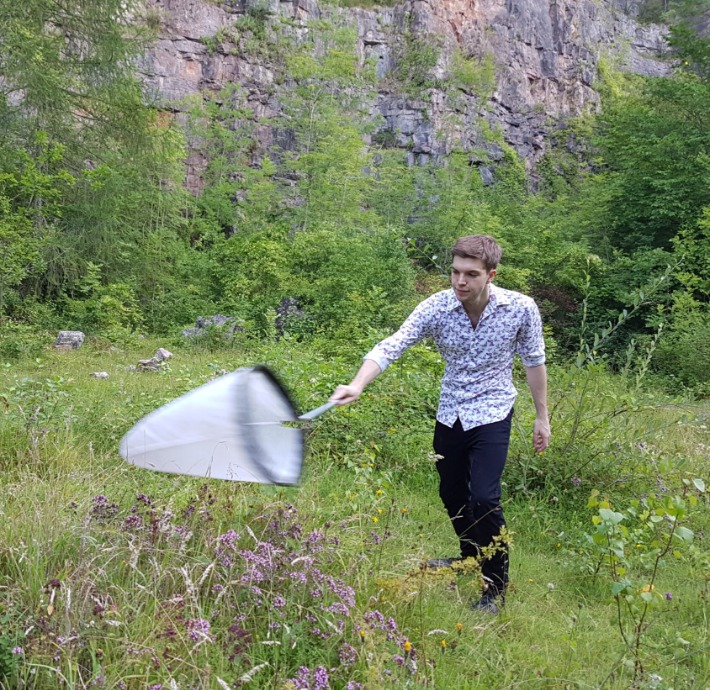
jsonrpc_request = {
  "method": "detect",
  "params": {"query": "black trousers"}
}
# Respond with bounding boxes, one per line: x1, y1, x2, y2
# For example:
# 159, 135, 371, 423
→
433, 410, 513, 594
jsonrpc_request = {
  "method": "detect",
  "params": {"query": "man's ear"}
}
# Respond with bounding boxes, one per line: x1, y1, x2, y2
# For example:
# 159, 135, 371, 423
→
487, 269, 497, 283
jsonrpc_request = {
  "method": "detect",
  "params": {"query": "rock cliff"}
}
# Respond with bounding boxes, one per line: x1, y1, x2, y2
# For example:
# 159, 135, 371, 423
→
141, 0, 671, 189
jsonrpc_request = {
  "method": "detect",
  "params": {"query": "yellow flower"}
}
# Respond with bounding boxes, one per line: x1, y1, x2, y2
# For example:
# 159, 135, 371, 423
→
456, 623, 463, 635
403, 640, 412, 654
440, 639, 447, 652
372, 517, 379, 523
377, 509, 383, 515
376, 489, 383, 495
359, 629, 366, 641
401, 508, 408, 514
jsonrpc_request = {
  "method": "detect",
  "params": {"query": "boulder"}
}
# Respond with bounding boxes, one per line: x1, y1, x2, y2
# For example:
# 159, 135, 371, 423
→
54, 331, 85, 350
182, 315, 243, 338
137, 348, 173, 372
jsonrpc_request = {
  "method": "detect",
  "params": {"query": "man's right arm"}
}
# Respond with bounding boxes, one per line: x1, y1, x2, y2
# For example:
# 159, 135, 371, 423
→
330, 359, 382, 406
329, 292, 439, 406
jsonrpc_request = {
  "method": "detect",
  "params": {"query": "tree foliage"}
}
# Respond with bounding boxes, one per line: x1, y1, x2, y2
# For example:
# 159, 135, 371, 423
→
0, 0, 708, 394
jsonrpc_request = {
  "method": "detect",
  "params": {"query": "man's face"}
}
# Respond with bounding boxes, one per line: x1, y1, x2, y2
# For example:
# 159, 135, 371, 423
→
450, 256, 496, 306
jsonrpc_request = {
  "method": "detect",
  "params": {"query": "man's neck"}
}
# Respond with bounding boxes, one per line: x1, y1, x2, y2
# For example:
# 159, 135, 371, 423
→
462, 285, 491, 319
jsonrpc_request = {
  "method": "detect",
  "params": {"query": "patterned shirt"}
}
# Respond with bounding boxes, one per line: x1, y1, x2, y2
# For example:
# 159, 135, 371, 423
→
364, 284, 545, 430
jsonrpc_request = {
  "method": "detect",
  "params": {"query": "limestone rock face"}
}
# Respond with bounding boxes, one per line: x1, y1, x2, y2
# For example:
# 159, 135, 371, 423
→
142, 0, 670, 186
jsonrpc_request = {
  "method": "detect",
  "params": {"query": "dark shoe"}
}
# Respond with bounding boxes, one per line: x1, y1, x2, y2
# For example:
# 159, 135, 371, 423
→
427, 557, 462, 569
471, 592, 501, 615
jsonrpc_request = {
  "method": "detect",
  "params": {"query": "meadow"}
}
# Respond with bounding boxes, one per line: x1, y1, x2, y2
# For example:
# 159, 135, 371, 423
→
0, 337, 708, 690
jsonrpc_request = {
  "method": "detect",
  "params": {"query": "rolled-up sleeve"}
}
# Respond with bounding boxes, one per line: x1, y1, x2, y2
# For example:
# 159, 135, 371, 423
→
364, 298, 437, 372
516, 298, 546, 367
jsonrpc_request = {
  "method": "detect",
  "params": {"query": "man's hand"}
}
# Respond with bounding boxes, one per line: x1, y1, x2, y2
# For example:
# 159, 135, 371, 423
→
330, 384, 363, 406
533, 417, 551, 452
330, 359, 382, 406
525, 364, 549, 452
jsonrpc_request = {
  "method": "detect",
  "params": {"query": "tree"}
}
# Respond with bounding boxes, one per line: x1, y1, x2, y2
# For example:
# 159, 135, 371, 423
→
0, 0, 156, 165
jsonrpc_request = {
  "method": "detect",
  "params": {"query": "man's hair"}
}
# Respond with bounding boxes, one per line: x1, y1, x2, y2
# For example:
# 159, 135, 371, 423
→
451, 235, 503, 271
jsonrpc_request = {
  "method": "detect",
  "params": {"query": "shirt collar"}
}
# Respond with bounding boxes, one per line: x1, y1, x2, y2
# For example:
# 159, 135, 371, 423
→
446, 283, 510, 312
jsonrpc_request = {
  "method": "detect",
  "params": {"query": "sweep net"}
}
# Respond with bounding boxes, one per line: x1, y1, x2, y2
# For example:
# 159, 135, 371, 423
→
119, 367, 303, 485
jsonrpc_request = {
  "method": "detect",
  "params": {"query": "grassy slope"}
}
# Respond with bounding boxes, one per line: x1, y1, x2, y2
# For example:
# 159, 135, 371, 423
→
0, 341, 708, 690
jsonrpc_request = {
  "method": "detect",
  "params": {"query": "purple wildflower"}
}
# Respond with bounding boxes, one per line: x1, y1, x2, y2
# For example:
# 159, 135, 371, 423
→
313, 666, 329, 690
665, 592, 672, 601
219, 529, 240, 546
122, 515, 143, 531
11, 647, 23, 655
185, 619, 211, 642
346, 683, 363, 690
215, 529, 240, 567
306, 530, 322, 542
338, 643, 357, 666
570, 477, 582, 487
290, 666, 312, 690
90, 495, 119, 520
364, 610, 385, 628
324, 602, 350, 616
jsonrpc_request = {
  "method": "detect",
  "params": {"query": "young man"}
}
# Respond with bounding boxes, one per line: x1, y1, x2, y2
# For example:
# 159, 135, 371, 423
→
330, 235, 550, 613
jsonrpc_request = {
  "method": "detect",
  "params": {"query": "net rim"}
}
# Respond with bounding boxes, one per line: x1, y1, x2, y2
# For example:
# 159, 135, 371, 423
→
236, 365, 304, 486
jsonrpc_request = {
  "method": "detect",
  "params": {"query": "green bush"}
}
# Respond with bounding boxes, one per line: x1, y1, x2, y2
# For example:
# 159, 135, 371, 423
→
210, 225, 417, 338
60, 264, 145, 340
653, 321, 710, 395
0, 321, 47, 361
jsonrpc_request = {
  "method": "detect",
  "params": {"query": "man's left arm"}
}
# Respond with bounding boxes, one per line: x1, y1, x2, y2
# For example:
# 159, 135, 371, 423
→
517, 298, 550, 453
525, 364, 550, 452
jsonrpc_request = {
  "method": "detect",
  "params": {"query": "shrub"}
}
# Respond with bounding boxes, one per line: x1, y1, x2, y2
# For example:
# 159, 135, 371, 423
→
0, 321, 47, 361
653, 321, 710, 396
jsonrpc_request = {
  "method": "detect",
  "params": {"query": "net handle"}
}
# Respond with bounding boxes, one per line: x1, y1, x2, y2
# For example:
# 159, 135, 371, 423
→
298, 401, 336, 421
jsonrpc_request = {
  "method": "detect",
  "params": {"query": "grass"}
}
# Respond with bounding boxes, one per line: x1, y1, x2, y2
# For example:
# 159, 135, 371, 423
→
0, 340, 708, 690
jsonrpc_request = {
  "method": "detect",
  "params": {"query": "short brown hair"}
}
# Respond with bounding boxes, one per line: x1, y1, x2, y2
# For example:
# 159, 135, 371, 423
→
451, 235, 503, 271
